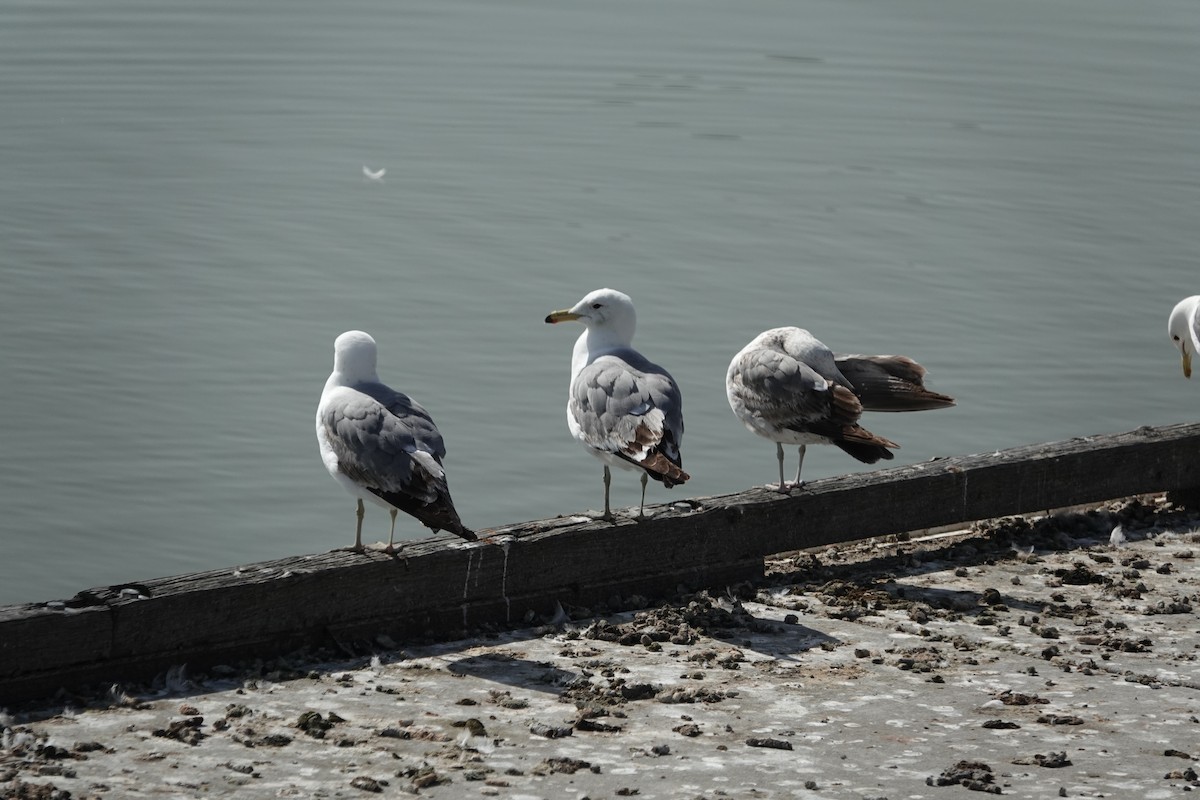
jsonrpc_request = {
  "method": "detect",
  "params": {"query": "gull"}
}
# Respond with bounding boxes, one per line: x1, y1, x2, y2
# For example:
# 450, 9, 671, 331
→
545, 288, 688, 521
316, 330, 475, 552
362, 165, 386, 181
1168, 295, 1200, 378
727, 326, 955, 491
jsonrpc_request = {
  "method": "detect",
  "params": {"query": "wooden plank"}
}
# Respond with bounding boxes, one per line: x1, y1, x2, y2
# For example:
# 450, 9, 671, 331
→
2, 421, 1199, 705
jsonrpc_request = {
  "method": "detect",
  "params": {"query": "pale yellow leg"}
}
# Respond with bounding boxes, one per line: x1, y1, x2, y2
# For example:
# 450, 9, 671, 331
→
353, 498, 366, 552
794, 444, 807, 487
775, 442, 786, 491
385, 509, 399, 553
601, 465, 615, 522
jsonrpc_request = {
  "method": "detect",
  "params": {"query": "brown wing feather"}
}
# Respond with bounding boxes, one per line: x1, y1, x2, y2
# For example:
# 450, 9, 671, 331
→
617, 419, 689, 487
835, 354, 955, 412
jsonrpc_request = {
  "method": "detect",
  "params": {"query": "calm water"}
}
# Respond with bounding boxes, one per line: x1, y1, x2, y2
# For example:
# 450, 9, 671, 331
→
1, 0, 1198, 605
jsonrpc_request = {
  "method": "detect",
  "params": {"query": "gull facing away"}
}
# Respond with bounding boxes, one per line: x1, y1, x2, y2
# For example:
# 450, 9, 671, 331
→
727, 327, 955, 491
316, 330, 475, 552
362, 165, 386, 181
1168, 295, 1200, 378
545, 288, 689, 521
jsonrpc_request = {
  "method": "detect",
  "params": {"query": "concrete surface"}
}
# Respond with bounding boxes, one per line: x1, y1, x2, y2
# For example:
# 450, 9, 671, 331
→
2, 495, 1198, 799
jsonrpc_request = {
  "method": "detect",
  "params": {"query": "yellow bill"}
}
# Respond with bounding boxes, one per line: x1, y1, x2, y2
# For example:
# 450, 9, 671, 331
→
545, 309, 580, 324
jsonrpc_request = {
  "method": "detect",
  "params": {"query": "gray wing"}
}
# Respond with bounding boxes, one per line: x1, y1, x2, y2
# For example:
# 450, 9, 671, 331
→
730, 336, 898, 462
320, 382, 473, 537
322, 382, 446, 496
729, 344, 862, 434
834, 354, 956, 412
570, 349, 688, 486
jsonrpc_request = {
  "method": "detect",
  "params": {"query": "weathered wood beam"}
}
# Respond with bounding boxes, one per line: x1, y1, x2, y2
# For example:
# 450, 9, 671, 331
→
2, 422, 1198, 704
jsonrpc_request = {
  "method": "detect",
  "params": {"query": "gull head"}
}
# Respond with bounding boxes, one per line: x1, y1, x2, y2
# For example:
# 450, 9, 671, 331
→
544, 288, 637, 344
1168, 296, 1199, 378
332, 330, 380, 383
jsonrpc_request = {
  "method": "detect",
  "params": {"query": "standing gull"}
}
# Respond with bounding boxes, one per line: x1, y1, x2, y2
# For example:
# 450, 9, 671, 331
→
316, 330, 475, 552
1168, 295, 1200, 378
545, 288, 689, 520
727, 327, 954, 491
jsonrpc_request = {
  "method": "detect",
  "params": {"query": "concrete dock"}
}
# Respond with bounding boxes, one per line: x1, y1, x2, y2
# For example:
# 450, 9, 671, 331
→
3, 494, 1199, 799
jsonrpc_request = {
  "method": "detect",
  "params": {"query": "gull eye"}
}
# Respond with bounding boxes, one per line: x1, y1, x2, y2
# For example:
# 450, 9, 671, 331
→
1174, 335, 1181, 341
591, 303, 602, 309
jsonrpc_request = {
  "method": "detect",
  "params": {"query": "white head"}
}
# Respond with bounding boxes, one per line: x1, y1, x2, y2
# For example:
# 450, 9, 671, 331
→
544, 288, 638, 346
1168, 296, 1199, 378
332, 330, 380, 382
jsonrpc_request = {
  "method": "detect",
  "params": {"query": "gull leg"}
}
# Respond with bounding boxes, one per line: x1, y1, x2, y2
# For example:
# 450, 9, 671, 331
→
637, 472, 649, 520
774, 442, 787, 491
792, 445, 807, 488
353, 498, 366, 552
384, 508, 399, 554
600, 465, 615, 522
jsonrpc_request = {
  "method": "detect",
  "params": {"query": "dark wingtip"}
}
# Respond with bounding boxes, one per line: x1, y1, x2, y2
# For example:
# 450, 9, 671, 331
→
639, 455, 690, 488
663, 466, 691, 488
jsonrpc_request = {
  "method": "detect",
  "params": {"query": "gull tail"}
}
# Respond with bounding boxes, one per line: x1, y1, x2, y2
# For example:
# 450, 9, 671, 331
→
369, 487, 477, 542
413, 498, 477, 541
831, 423, 898, 464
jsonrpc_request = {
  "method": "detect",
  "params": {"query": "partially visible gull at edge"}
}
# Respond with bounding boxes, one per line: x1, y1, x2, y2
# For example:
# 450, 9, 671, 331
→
727, 326, 955, 491
545, 288, 688, 521
316, 330, 475, 552
1168, 295, 1200, 378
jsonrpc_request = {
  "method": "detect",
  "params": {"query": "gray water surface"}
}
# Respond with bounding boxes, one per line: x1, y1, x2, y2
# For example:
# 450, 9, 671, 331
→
1, 0, 1198, 605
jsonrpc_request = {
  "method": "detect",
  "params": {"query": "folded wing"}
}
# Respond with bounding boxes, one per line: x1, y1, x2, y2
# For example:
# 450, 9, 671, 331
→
320, 384, 475, 540
570, 351, 688, 486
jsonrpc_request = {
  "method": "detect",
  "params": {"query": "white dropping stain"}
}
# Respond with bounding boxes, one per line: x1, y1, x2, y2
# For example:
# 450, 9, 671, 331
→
461, 549, 476, 601
924, 704, 963, 717
164, 664, 190, 693
495, 536, 515, 622
1110, 524, 1127, 548
547, 600, 569, 626
461, 548, 477, 629
1012, 544, 1035, 560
